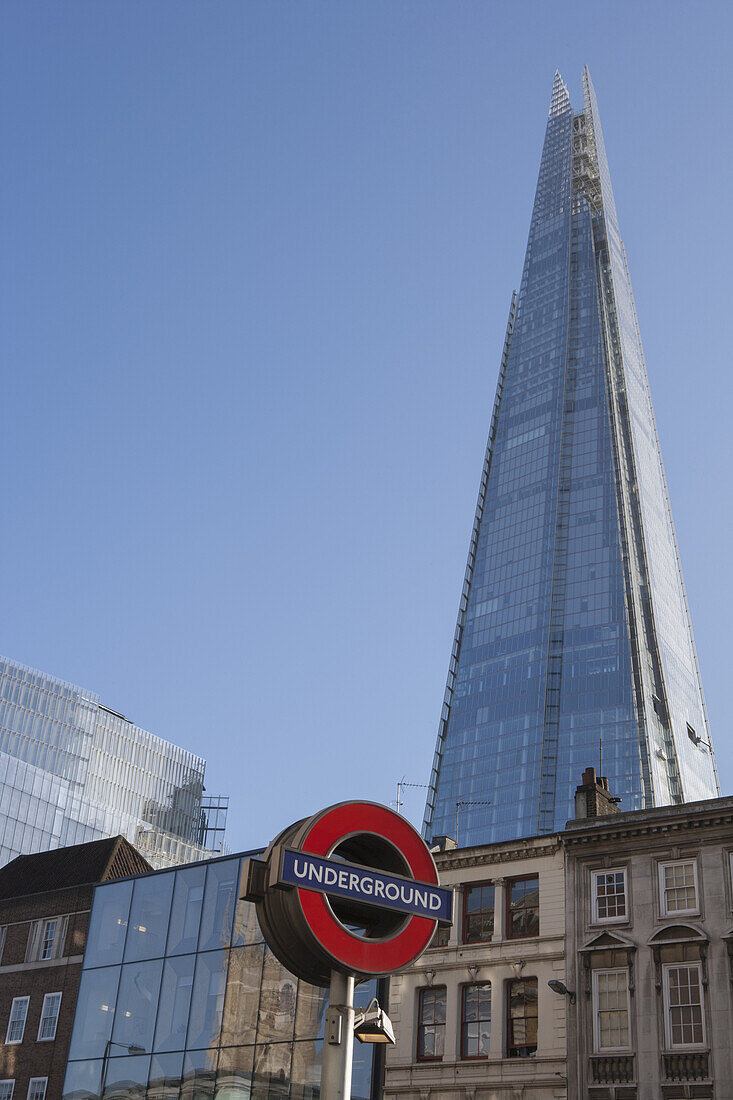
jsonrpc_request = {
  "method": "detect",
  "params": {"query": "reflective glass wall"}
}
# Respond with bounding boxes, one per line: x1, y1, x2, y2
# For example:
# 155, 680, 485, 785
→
63, 853, 376, 1100
424, 70, 718, 847
0, 655, 227, 868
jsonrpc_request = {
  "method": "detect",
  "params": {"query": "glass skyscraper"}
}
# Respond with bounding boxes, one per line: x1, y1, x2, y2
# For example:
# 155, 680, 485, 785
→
423, 69, 718, 847
0, 654, 228, 868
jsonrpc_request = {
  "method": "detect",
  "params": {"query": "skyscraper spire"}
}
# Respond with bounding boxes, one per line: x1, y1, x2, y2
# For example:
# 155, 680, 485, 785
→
423, 71, 718, 848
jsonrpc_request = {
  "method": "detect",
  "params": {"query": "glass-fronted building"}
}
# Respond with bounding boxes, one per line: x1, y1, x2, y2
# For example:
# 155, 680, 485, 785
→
424, 69, 718, 847
62, 852, 378, 1100
0, 655, 227, 869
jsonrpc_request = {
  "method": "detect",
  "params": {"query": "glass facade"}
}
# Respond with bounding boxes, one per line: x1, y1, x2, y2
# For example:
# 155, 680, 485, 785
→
424, 69, 718, 847
0, 655, 227, 869
62, 853, 377, 1100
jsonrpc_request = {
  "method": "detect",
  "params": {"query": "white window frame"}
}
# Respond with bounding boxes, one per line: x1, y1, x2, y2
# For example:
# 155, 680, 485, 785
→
0, 926, 7, 965
591, 968, 631, 1053
662, 962, 706, 1049
0, 1081, 15, 1100
658, 860, 700, 917
39, 920, 58, 961
25, 916, 67, 963
5, 997, 30, 1044
592, 867, 628, 924
37, 993, 62, 1042
26, 1081, 47, 1100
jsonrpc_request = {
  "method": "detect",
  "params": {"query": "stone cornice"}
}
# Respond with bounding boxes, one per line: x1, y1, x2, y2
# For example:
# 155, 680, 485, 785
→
562, 800, 733, 849
437, 838, 561, 871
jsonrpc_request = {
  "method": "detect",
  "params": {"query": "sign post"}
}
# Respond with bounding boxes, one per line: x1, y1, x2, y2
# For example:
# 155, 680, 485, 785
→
243, 800, 452, 1100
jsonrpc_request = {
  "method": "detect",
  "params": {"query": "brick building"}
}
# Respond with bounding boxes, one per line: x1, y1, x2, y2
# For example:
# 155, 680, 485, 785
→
0, 837, 150, 1100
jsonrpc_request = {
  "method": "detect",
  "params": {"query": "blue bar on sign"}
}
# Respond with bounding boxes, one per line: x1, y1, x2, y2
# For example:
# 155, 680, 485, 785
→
279, 848, 452, 923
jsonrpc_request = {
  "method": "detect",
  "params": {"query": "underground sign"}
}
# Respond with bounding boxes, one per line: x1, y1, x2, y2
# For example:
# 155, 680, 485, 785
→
242, 801, 452, 986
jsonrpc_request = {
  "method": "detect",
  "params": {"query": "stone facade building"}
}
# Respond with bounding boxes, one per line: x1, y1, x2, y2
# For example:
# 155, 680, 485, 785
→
564, 774, 733, 1100
384, 833, 568, 1100
0, 837, 151, 1100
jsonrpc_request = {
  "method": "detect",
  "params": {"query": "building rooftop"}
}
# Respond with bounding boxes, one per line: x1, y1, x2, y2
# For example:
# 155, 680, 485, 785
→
0, 835, 152, 900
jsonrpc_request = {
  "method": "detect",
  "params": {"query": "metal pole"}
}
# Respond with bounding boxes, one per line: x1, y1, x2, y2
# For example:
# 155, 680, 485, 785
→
321, 970, 356, 1100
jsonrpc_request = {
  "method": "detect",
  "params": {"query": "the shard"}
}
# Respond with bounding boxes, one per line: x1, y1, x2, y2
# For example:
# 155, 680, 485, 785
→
424, 69, 718, 847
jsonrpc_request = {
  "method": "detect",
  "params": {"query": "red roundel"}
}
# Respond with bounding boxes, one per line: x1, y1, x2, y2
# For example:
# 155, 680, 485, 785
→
297, 801, 438, 975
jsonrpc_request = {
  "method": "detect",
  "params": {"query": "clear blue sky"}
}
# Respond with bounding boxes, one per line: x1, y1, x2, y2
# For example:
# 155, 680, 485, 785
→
1, 1, 731, 848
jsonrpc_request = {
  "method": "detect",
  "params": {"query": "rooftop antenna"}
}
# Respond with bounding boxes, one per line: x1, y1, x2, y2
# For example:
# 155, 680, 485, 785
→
455, 800, 492, 848
394, 778, 428, 817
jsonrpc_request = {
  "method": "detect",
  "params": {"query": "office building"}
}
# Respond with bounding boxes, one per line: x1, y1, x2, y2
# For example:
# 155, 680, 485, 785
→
424, 69, 718, 848
565, 771, 733, 1099
0, 655, 228, 870
60, 849, 381, 1100
0, 837, 151, 1100
385, 832, 568, 1100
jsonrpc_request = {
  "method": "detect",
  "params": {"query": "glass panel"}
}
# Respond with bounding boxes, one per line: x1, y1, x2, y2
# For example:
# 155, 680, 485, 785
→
155, 955, 196, 1053
83, 881, 133, 969
199, 860, 239, 952
125, 873, 175, 962
222, 945, 265, 1046
62, 1060, 103, 1100
102, 1055, 150, 1100
181, 1051, 218, 1100
252, 1042, 291, 1100
293, 980, 327, 1042
167, 866, 207, 956
149, 1054, 184, 1100
232, 894, 263, 949
216, 1047, 255, 1100
68, 967, 121, 1061
112, 959, 163, 1052
187, 950, 228, 1051
290, 1040, 321, 1100
256, 950, 297, 1044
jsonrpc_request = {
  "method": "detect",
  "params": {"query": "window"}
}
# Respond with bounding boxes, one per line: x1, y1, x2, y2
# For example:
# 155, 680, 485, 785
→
0, 1083, 15, 1100
5, 997, 29, 1044
27, 1082, 47, 1100
417, 987, 446, 1061
506, 876, 539, 939
430, 923, 450, 948
462, 882, 494, 943
0, 927, 6, 965
592, 969, 630, 1051
663, 964, 705, 1047
506, 978, 537, 1057
593, 869, 627, 922
461, 983, 491, 1058
659, 861, 699, 915
26, 916, 67, 962
39, 920, 57, 961
37, 993, 62, 1041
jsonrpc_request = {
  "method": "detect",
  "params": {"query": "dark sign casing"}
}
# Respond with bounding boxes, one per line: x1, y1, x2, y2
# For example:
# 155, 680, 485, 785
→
242, 800, 452, 987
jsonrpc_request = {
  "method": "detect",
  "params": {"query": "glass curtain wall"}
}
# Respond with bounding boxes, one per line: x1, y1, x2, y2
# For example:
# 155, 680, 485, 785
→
0, 656, 227, 868
63, 854, 376, 1100
423, 69, 718, 847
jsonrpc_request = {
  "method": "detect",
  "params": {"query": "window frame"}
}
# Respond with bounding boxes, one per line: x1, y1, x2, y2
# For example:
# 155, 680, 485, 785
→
658, 859, 699, 917
26, 1081, 47, 1100
37, 993, 62, 1042
5, 997, 30, 1044
460, 982, 492, 1060
39, 920, 58, 962
591, 867, 628, 924
662, 962, 706, 1049
0, 1082, 15, 1100
416, 985, 446, 1063
591, 968, 631, 1053
505, 875, 540, 940
505, 977, 538, 1058
462, 881, 495, 945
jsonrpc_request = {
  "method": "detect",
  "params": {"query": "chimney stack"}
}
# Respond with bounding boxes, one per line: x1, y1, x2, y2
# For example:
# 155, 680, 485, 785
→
574, 767, 621, 819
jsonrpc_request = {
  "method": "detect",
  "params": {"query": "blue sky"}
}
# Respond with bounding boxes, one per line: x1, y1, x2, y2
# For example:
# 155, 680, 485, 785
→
1, 1, 731, 848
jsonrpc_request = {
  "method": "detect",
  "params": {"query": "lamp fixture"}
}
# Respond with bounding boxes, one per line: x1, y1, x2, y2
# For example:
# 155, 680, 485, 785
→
548, 979, 576, 1005
353, 999, 396, 1045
